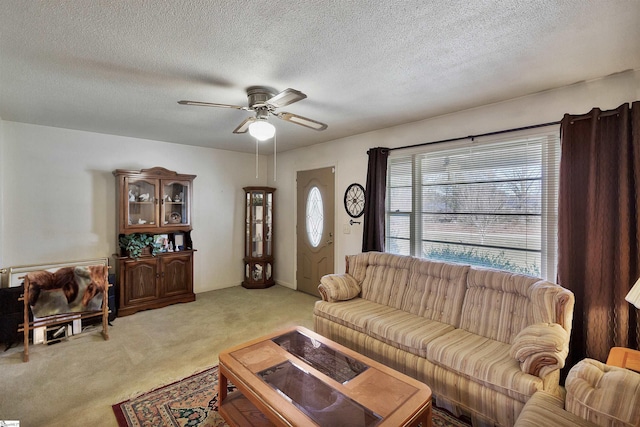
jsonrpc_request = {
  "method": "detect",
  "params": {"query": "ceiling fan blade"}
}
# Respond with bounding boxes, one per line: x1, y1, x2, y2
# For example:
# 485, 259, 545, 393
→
178, 100, 248, 110
274, 112, 328, 131
233, 117, 257, 134
266, 88, 307, 108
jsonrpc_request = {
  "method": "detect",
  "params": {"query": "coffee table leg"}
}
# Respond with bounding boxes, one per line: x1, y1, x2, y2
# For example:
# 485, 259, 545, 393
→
219, 366, 228, 404
409, 405, 431, 427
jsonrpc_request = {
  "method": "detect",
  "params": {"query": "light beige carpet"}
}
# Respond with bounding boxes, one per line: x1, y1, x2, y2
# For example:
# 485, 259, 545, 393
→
0, 285, 317, 427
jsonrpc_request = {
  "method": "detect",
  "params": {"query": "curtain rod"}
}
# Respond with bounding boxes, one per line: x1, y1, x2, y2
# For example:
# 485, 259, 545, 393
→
389, 121, 561, 152
568, 109, 621, 123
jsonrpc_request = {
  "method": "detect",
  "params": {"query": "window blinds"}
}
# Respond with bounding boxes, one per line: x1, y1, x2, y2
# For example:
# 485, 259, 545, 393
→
386, 127, 560, 281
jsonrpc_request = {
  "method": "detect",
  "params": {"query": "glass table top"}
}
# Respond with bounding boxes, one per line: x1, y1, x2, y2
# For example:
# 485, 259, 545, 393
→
258, 360, 382, 427
261, 330, 382, 426
272, 329, 369, 384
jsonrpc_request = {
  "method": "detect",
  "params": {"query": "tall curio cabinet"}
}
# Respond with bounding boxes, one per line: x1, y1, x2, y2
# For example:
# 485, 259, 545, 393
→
243, 187, 275, 289
113, 167, 196, 316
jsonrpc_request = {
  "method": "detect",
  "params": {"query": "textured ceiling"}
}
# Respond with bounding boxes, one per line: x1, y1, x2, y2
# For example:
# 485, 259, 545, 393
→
1, 1, 640, 153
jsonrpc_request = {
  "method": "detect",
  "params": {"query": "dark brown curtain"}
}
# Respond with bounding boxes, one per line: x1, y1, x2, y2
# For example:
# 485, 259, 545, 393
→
558, 101, 640, 369
362, 147, 389, 252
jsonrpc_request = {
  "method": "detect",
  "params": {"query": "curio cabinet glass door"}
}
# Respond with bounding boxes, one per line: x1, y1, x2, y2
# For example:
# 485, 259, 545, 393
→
243, 187, 275, 289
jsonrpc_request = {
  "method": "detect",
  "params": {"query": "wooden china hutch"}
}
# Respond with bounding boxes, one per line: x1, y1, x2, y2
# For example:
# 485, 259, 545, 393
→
113, 167, 196, 316
243, 187, 275, 289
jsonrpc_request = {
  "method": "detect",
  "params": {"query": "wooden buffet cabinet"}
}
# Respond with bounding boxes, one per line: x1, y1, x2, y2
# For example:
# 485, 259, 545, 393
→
113, 167, 196, 316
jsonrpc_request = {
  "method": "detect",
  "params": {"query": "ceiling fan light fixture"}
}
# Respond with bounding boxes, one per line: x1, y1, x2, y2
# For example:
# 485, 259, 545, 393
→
248, 120, 275, 141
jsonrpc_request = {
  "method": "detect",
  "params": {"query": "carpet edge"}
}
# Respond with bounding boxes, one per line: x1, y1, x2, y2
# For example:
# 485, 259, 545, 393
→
111, 402, 128, 427
111, 365, 219, 427
111, 365, 470, 427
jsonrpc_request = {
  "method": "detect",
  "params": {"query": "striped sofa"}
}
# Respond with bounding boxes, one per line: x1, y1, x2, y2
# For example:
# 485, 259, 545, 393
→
314, 252, 575, 427
515, 358, 640, 427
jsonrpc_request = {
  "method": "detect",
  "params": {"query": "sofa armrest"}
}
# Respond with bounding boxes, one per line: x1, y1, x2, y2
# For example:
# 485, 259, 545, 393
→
565, 358, 640, 427
515, 391, 594, 427
318, 273, 361, 302
510, 322, 569, 378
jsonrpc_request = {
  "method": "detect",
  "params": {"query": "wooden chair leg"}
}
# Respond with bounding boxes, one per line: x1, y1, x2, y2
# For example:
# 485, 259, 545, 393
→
101, 285, 109, 341
23, 278, 30, 362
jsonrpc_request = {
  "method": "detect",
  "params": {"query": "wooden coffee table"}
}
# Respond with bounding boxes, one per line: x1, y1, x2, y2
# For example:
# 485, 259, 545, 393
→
218, 326, 432, 427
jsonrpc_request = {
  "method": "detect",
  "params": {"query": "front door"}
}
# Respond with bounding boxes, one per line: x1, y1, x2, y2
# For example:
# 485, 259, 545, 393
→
296, 167, 335, 297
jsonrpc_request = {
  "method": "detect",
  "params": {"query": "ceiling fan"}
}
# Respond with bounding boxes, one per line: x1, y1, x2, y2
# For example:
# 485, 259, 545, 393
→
178, 86, 328, 140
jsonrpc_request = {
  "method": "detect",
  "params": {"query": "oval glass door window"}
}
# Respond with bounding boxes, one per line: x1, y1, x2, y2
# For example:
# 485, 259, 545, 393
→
306, 186, 324, 247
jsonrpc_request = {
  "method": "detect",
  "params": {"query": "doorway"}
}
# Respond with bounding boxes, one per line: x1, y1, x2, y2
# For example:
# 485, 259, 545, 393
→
296, 167, 335, 297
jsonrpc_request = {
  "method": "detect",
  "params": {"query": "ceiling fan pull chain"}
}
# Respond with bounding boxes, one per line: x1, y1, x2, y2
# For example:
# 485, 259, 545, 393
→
273, 134, 277, 182
255, 137, 259, 179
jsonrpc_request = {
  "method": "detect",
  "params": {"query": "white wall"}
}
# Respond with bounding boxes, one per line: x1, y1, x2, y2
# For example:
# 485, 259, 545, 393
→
2, 70, 638, 293
0, 122, 268, 292
271, 69, 640, 288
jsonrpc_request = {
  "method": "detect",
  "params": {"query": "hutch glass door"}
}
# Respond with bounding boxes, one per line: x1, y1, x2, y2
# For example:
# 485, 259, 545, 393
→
162, 180, 191, 227
125, 178, 157, 228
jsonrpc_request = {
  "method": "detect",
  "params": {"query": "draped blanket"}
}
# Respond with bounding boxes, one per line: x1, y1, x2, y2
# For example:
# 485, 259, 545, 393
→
25, 265, 108, 318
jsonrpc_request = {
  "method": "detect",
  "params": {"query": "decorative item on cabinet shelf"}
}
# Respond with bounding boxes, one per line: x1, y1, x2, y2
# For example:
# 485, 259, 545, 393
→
153, 234, 187, 253
174, 233, 186, 251
252, 193, 264, 206
163, 193, 184, 203
168, 212, 182, 224
118, 233, 162, 259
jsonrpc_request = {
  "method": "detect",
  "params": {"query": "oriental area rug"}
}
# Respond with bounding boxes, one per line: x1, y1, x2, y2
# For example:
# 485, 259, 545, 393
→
112, 365, 471, 427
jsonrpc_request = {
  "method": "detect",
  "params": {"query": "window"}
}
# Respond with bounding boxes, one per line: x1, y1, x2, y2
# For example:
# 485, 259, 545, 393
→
306, 186, 324, 247
386, 127, 560, 281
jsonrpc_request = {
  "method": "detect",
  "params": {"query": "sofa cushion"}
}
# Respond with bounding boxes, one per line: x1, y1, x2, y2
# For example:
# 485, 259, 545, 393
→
313, 298, 396, 333
318, 273, 361, 302
565, 358, 640, 427
357, 252, 414, 309
401, 258, 469, 327
345, 253, 369, 282
460, 267, 542, 344
427, 328, 544, 402
366, 310, 455, 357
